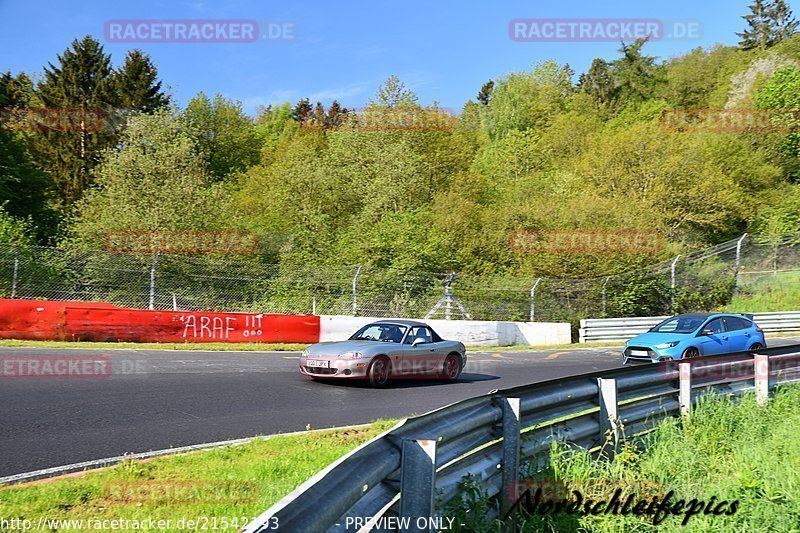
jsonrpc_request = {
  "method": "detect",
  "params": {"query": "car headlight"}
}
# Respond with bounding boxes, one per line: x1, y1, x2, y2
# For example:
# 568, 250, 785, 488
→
655, 342, 680, 349
302, 349, 310, 357
338, 351, 363, 359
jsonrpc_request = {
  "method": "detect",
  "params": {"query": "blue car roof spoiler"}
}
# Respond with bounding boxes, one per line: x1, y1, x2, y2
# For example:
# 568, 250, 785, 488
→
741, 313, 755, 320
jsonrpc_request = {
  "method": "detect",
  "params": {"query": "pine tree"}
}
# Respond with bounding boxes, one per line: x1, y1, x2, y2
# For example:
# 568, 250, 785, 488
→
477, 81, 494, 106
33, 35, 117, 206
769, 0, 799, 44
114, 50, 170, 112
326, 100, 349, 127
739, 0, 778, 50
578, 58, 616, 105
291, 98, 312, 123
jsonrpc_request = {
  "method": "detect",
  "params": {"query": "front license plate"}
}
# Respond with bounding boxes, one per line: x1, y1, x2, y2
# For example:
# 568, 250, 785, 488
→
630, 350, 649, 357
306, 359, 329, 368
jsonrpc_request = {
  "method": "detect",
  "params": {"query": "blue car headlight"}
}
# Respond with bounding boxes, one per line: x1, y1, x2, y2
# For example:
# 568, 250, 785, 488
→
655, 341, 680, 349
338, 351, 363, 359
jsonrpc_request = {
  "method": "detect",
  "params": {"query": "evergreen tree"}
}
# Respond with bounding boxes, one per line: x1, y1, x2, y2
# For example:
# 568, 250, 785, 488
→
737, 0, 789, 50
326, 100, 349, 127
114, 50, 170, 112
770, 0, 799, 44
292, 98, 312, 123
32, 35, 116, 206
477, 81, 494, 106
578, 58, 616, 105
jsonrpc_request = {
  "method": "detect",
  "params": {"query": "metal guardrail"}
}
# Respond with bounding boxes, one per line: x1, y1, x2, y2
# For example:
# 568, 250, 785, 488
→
579, 312, 800, 343
244, 345, 800, 533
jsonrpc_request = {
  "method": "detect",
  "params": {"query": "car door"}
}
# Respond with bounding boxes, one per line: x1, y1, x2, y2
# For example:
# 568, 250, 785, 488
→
723, 317, 751, 352
402, 326, 440, 376
696, 318, 730, 355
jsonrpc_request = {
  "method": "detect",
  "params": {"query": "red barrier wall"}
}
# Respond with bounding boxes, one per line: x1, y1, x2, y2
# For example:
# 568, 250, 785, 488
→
65, 307, 321, 343
0, 299, 320, 344
0, 299, 117, 340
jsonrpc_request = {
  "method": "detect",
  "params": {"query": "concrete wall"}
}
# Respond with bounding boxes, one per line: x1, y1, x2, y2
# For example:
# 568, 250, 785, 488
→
319, 315, 571, 347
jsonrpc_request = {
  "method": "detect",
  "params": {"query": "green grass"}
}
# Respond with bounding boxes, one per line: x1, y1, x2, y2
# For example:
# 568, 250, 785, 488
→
0, 421, 396, 532
719, 270, 800, 313
446, 384, 800, 532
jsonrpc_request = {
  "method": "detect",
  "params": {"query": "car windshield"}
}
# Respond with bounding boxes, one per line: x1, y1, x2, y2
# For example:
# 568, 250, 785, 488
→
650, 316, 707, 334
350, 324, 408, 343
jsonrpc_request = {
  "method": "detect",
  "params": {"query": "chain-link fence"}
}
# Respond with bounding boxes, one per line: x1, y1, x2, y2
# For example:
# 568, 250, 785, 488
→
0, 233, 798, 323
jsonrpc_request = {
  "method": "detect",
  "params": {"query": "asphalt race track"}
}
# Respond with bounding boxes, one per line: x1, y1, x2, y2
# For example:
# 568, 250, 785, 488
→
0, 340, 796, 477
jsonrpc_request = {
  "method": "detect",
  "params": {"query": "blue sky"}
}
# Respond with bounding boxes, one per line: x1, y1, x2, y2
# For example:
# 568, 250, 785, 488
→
0, 0, 794, 115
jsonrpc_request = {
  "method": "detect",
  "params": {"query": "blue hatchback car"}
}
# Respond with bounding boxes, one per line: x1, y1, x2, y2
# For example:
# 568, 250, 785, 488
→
622, 313, 766, 365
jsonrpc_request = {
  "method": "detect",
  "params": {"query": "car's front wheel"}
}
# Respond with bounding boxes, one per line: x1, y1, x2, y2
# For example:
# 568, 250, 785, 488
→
367, 356, 391, 388
681, 347, 700, 359
442, 353, 462, 381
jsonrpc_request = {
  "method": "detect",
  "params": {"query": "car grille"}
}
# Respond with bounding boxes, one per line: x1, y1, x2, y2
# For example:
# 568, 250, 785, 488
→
305, 367, 338, 375
624, 346, 656, 361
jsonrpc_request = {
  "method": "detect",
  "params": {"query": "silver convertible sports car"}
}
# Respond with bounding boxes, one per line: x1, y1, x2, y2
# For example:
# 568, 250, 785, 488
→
300, 319, 467, 387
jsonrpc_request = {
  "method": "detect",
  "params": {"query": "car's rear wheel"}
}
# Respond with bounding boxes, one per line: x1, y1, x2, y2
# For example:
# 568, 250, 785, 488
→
367, 356, 391, 388
681, 347, 700, 359
750, 343, 763, 351
442, 353, 462, 381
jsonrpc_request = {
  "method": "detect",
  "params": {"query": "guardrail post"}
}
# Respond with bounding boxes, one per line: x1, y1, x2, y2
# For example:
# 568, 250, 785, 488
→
754, 353, 771, 406
679, 361, 692, 417
597, 378, 619, 455
498, 397, 521, 517
400, 439, 437, 532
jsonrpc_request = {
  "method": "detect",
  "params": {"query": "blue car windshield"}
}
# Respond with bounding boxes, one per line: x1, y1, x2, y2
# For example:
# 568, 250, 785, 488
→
650, 317, 706, 334
350, 324, 408, 343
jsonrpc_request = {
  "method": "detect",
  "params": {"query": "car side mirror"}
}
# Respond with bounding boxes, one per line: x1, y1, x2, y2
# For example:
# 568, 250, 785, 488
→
701, 329, 714, 336
412, 338, 425, 346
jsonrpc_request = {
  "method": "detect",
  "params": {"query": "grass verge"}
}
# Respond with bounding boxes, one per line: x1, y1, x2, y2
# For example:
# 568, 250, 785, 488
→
0, 421, 396, 531
446, 384, 800, 532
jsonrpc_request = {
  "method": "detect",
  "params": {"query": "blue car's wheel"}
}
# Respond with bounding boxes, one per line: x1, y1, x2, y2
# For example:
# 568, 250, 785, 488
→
682, 347, 700, 359
750, 343, 763, 351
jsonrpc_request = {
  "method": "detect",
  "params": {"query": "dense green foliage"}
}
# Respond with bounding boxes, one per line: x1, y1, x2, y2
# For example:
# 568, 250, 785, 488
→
2, 6, 800, 286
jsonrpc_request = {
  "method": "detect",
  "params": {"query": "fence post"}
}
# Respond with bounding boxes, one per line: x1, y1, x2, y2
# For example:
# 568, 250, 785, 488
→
754, 353, 770, 406
733, 233, 748, 295
601, 276, 610, 316
312, 296, 316, 315
670, 255, 681, 314
679, 361, 692, 417
149, 254, 159, 310
171, 293, 177, 311
400, 439, 437, 532
352, 266, 362, 316
11, 244, 19, 298
497, 397, 521, 517
530, 278, 541, 322
597, 378, 619, 455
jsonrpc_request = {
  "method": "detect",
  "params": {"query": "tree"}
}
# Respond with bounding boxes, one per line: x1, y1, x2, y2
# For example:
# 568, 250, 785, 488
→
33, 35, 117, 207
770, 0, 800, 44
738, 0, 798, 50
578, 58, 616, 105
291, 98, 312, 123
614, 39, 662, 104
114, 50, 170, 112
477, 81, 494, 106
183, 93, 261, 180
69, 110, 233, 247
369, 75, 418, 109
